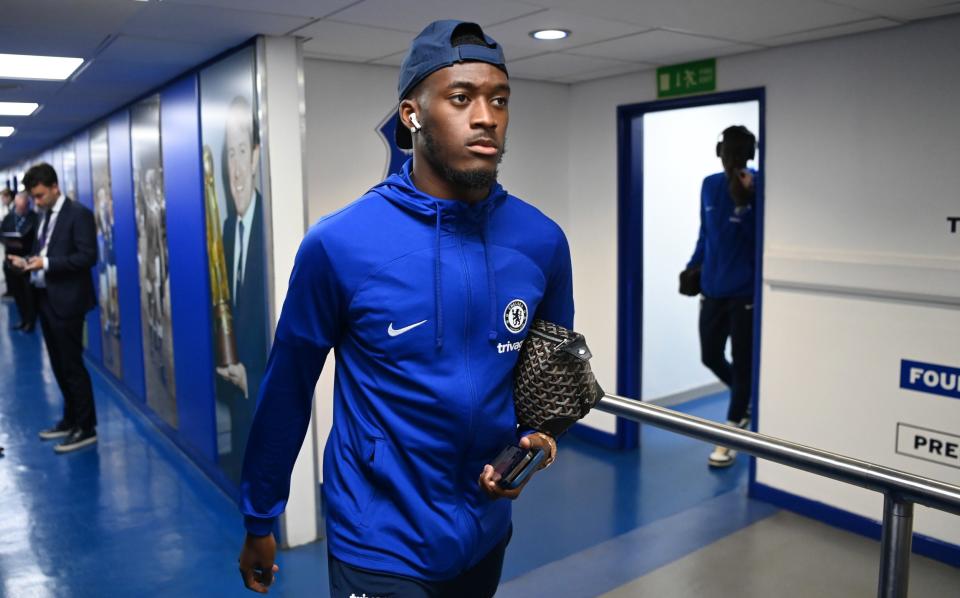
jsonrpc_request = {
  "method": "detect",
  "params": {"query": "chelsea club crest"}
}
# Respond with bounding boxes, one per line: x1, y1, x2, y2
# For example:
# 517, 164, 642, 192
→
504, 299, 528, 334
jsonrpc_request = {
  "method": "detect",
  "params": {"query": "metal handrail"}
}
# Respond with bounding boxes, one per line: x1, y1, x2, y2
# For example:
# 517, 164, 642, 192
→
594, 394, 960, 598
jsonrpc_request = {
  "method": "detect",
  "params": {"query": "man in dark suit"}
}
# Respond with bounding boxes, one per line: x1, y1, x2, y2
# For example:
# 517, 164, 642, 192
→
215, 96, 268, 481
8, 163, 99, 453
0, 188, 12, 299
2, 192, 39, 331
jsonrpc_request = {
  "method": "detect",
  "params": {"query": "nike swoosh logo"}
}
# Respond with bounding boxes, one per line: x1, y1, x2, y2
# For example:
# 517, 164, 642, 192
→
388, 320, 428, 337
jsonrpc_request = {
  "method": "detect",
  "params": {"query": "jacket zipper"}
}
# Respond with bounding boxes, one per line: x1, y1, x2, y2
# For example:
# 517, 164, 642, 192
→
456, 233, 480, 559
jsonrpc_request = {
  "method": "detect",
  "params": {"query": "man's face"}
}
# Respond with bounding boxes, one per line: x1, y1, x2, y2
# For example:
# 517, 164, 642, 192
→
225, 103, 259, 217
14, 195, 28, 215
30, 183, 60, 210
414, 62, 509, 189
719, 138, 751, 172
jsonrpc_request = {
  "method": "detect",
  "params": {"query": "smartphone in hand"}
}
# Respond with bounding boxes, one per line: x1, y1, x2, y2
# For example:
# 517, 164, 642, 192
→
490, 445, 546, 490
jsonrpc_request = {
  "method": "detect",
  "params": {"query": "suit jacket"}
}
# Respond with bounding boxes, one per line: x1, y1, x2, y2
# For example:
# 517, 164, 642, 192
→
219, 193, 268, 471
35, 198, 98, 319
2, 209, 38, 259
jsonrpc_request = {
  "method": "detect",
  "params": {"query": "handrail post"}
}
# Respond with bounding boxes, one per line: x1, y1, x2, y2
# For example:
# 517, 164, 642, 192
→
877, 493, 913, 598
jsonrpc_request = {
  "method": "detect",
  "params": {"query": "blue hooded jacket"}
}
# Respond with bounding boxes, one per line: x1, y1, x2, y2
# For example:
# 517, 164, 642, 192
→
240, 159, 574, 580
686, 170, 759, 299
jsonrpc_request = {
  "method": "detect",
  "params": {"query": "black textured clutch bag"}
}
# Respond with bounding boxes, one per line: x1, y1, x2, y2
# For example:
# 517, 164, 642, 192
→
513, 319, 605, 437
678, 266, 701, 296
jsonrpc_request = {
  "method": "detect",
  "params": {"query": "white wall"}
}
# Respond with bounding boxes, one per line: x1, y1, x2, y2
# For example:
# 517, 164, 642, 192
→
641, 101, 758, 401
568, 15, 960, 544
303, 58, 571, 226
302, 58, 572, 480
259, 36, 318, 548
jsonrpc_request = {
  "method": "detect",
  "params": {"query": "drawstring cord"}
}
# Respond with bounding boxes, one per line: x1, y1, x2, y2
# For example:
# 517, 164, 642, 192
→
434, 203, 444, 350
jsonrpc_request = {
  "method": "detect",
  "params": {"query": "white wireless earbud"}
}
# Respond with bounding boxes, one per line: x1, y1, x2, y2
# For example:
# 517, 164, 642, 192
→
410, 113, 422, 132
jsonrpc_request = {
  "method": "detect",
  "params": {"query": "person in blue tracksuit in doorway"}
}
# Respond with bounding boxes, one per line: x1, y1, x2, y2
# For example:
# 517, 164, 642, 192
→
238, 20, 572, 597
681, 125, 758, 469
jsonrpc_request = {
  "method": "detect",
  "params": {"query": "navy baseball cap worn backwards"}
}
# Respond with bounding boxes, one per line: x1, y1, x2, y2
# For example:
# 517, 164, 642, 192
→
395, 20, 508, 150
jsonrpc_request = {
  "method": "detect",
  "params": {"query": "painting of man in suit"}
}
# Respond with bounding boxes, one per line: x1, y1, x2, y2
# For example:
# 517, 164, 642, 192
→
200, 47, 270, 483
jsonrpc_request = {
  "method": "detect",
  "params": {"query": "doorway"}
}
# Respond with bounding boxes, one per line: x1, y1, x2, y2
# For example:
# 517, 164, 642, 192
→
616, 88, 765, 453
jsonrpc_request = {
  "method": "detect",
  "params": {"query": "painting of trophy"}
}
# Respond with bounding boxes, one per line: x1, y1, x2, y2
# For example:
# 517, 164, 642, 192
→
203, 144, 238, 368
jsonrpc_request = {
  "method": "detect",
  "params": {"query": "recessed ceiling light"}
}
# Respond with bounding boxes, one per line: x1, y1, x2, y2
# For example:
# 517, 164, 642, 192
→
0, 127, 15, 137
0, 53, 84, 81
530, 29, 570, 41
0, 102, 39, 116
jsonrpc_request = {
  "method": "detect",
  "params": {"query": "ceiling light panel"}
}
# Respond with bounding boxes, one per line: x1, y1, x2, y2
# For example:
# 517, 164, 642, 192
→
531, 29, 570, 40
0, 54, 84, 81
0, 102, 39, 116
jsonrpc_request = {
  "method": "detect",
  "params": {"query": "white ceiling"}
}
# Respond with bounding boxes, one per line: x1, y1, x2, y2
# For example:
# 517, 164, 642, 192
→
1, 0, 958, 166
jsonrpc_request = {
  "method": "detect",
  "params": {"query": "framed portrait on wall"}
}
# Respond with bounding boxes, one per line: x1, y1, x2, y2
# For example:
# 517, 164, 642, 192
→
90, 122, 123, 379
62, 141, 78, 204
131, 95, 178, 428
199, 45, 271, 483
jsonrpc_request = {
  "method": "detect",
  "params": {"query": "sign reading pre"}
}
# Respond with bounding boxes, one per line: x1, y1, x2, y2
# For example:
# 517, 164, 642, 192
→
896, 423, 960, 470
657, 59, 716, 98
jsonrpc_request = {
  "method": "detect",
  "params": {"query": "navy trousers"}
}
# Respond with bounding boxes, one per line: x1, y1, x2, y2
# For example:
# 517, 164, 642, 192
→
328, 528, 511, 598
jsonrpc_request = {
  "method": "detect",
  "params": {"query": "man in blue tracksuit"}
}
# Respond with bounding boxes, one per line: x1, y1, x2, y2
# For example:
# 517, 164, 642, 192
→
237, 20, 572, 597
683, 125, 758, 468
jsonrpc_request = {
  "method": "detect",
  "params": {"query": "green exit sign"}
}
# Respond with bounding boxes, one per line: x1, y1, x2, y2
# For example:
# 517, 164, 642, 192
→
657, 59, 716, 98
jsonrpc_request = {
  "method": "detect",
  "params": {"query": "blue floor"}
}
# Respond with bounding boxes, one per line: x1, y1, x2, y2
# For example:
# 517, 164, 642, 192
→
0, 298, 765, 597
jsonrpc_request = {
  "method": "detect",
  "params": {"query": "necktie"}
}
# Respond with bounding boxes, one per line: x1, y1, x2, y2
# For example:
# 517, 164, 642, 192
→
37, 209, 52, 252
236, 220, 245, 301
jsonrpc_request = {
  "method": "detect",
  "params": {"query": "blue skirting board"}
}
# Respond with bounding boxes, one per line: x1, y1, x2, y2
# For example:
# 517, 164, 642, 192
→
750, 482, 960, 568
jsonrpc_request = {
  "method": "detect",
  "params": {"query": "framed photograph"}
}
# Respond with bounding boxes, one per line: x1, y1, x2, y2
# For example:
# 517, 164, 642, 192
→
90, 122, 123, 378
131, 95, 178, 428
199, 46, 270, 482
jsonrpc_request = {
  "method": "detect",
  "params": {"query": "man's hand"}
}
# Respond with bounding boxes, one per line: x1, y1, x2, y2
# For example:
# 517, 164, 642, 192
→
6, 255, 40, 271
238, 532, 279, 594
217, 362, 249, 398
728, 167, 755, 208
6, 255, 26, 270
478, 432, 557, 500
23, 256, 44, 272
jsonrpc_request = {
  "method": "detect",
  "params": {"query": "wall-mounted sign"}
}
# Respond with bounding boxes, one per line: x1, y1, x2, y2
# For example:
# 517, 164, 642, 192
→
896, 423, 960, 470
378, 109, 412, 179
900, 359, 960, 400
657, 58, 716, 98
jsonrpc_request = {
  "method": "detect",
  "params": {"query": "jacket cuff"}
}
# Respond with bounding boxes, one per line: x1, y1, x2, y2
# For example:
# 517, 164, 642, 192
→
244, 514, 276, 537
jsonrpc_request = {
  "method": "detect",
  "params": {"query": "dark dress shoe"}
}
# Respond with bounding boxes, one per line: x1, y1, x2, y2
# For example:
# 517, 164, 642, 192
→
55, 428, 98, 454
39, 421, 74, 440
